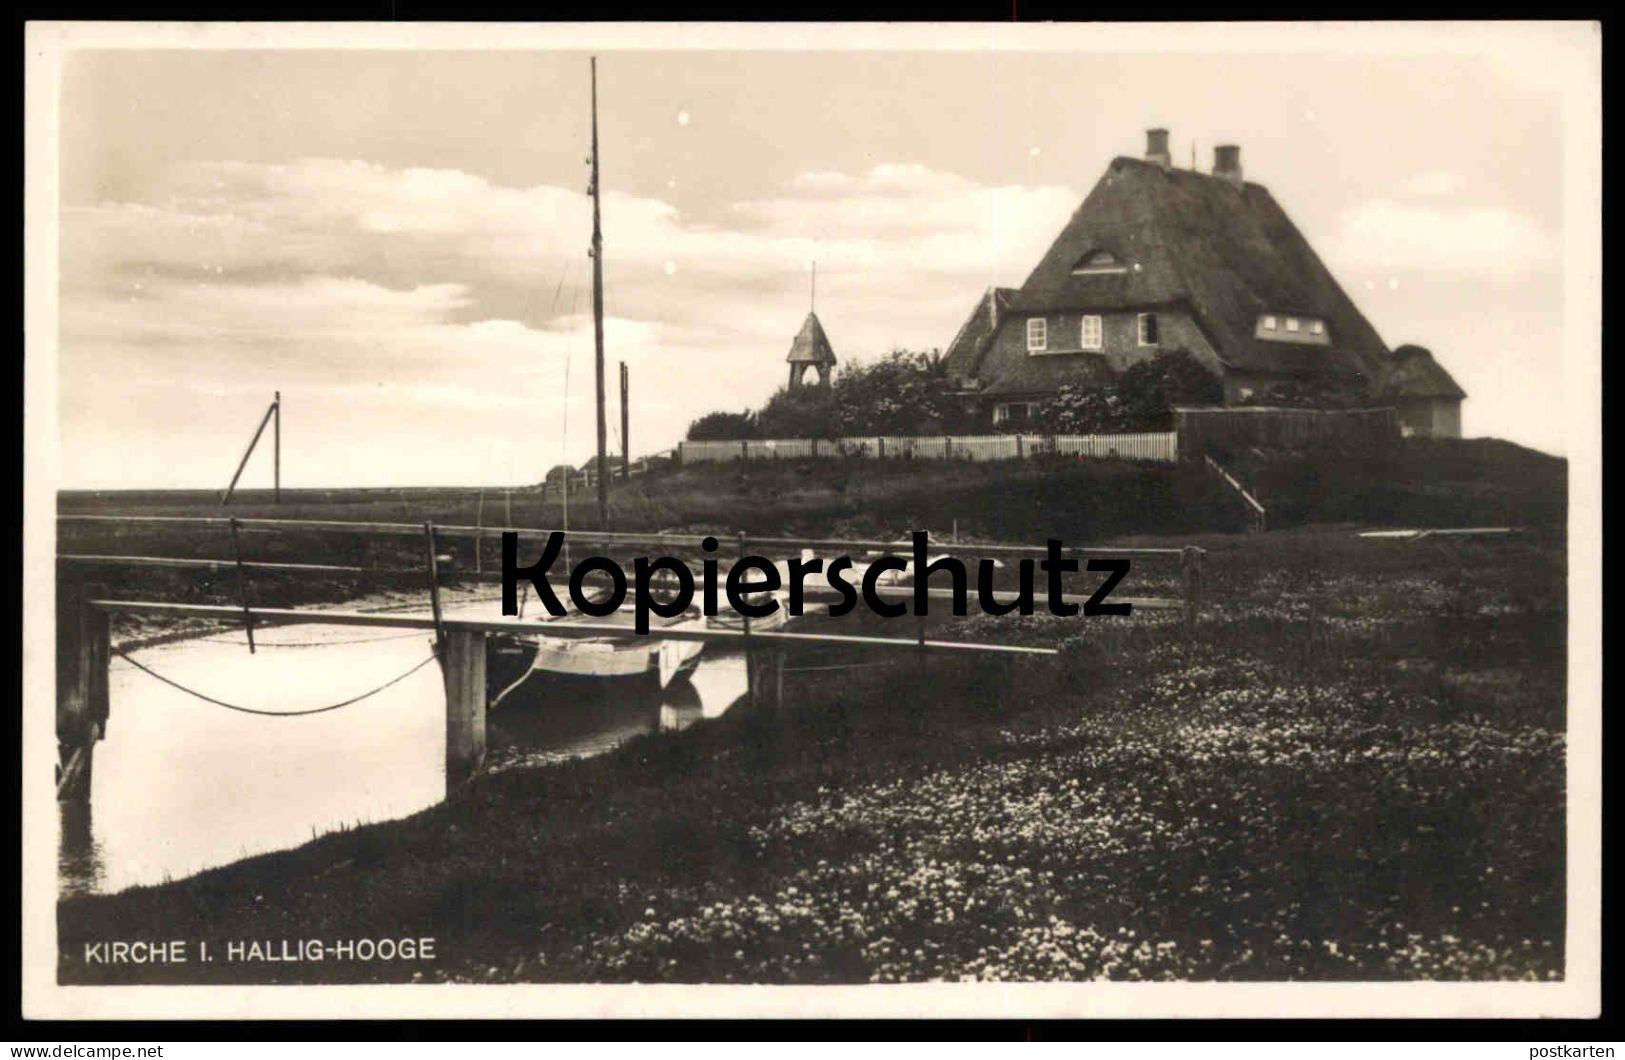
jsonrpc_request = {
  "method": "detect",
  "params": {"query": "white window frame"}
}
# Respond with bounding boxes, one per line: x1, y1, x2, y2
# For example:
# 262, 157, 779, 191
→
1310, 320, 1325, 335
993, 402, 1036, 426
1285, 317, 1301, 333
1026, 317, 1047, 352
1080, 314, 1104, 351
1262, 315, 1277, 330
1138, 312, 1159, 347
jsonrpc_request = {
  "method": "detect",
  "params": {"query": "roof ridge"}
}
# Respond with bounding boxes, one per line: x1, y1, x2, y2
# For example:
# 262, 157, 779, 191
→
1110, 153, 1267, 191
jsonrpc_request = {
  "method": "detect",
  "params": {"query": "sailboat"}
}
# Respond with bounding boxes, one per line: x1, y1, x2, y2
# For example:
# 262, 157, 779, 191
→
488, 57, 707, 707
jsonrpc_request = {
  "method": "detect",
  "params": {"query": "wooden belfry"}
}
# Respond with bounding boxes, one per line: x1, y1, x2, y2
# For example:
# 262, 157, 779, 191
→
786, 262, 836, 390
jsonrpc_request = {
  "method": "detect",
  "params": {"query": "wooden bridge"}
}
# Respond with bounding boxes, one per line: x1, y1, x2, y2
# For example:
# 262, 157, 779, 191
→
55, 515, 1204, 803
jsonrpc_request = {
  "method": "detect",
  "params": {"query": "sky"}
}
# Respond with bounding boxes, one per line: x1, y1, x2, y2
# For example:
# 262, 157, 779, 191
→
49, 25, 1591, 489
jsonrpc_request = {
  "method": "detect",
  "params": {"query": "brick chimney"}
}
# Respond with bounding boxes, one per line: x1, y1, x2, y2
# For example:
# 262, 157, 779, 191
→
1145, 128, 1171, 168
1213, 144, 1243, 186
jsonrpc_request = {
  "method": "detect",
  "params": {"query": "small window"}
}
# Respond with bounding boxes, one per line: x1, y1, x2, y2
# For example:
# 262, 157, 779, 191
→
1138, 313, 1159, 347
1072, 249, 1128, 274
993, 402, 1035, 426
1285, 317, 1300, 333
1310, 320, 1325, 335
1081, 314, 1103, 351
1238, 387, 1255, 402
1262, 315, 1277, 330
1026, 317, 1047, 352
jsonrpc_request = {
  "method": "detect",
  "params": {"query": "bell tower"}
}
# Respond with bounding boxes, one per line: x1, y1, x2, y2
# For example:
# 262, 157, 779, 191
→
785, 262, 836, 389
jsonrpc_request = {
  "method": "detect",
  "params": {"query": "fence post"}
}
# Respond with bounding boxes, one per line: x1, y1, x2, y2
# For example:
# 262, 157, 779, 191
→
424, 522, 447, 659
1016, 434, 1024, 459
442, 629, 487, 786
1180, 546, 1204, 637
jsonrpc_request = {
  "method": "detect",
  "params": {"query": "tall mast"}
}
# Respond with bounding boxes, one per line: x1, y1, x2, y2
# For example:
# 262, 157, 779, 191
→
589, 56, 609, 529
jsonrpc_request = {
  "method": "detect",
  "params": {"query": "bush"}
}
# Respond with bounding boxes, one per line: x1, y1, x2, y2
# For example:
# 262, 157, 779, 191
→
1234, 376, 1366, 409
686, 409, 758, 441
756, 386, 837, 439
1035, 349, 1222, 433
694, 349, 979, 441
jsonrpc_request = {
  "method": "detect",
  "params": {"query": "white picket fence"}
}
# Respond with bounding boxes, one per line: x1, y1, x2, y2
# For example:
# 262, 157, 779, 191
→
677, 431, 1178, 466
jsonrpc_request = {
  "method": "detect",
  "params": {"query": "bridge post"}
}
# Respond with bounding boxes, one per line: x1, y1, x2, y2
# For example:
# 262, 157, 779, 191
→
1180, 547, 1204, 637
57, 587, 108, 802
745, 647, 785, 712
442, 630, 487, 787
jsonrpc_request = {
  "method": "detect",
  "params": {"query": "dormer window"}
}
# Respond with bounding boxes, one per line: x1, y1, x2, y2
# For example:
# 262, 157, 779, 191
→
1256, 313, 1330, 344
1071, 249, 1129, 275
1026, 317, 1047, 352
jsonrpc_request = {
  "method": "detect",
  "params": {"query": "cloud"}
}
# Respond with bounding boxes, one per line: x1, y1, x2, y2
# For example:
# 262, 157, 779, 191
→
59, 156, 1080, 486
1396, 170, 1469, 199
1325, 199, 1556, 282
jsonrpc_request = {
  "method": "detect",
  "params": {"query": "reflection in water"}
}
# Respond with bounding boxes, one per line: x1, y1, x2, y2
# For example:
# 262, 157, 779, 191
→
488, 652, 747, 765
57, 594, 751, 897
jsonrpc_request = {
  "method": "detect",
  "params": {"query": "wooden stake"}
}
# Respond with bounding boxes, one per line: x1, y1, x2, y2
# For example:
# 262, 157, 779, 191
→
273, 391, 281, 504
57, 600, 108, 802
1180, 546, 1204, 636
442, 629, 487, 786
228, 518, 256, 653
221, 399, 278, 506
620, 360, 630, 482
425, 521, 446, 659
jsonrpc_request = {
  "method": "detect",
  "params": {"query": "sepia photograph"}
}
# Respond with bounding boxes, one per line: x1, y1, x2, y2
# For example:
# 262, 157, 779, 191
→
20, 20, 1601, 1022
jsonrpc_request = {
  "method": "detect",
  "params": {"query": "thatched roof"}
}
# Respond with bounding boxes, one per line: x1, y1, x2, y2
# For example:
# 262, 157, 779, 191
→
1382, 344, 1467, 400
996, 156, 1389, 382
942, 287, 1018, 383
785, 311, 837, 365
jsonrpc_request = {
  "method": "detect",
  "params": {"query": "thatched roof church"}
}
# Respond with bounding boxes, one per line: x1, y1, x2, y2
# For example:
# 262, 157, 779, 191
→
944, 129, 1465, 436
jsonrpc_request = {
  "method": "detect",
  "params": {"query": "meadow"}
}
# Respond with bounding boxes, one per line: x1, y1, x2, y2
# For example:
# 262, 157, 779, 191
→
57, 518, 1567, 984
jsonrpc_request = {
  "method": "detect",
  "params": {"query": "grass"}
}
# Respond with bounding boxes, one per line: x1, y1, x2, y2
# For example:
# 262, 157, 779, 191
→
57, 523, 1566, 984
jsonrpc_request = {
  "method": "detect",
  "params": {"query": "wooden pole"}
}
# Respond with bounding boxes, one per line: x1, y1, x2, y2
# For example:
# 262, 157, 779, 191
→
221, 399, 278, 506
425, 521, 446, 658
589, 56, 610, 531
57, 599, 108, 802
1181, 546, 1204, 636
442, 629, 487, 786
620, 360, 630, 481
474, 490, 485, 574
227, 518, 257, 653
273, 391, 281, 504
